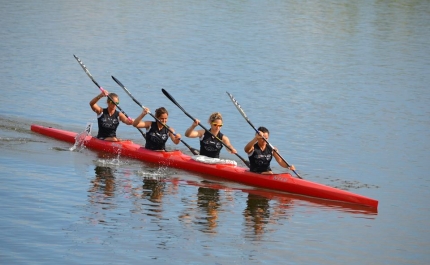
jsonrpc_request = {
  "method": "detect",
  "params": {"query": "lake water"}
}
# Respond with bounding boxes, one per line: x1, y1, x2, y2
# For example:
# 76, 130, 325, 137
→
1, 0, 429, 264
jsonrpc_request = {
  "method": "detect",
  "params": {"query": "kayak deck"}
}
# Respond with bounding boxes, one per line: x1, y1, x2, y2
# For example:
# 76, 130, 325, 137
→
30, 124, 378, 208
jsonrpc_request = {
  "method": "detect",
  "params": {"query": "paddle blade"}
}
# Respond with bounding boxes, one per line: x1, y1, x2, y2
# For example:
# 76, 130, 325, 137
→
190, 148, 200, 155
112, 75, 126, 89
161, 89, 178, 106
161, 88, 192, 120
73, 54, 102, 89
226, 91, 258, 131
226, 91, 248, 119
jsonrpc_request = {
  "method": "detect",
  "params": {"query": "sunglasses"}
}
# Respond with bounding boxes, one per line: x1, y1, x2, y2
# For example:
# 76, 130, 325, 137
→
109, 99, 119, 104
212, 123, 223, 127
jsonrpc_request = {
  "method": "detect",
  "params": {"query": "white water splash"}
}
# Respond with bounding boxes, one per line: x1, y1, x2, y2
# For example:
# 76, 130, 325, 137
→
70, 123, 92, 152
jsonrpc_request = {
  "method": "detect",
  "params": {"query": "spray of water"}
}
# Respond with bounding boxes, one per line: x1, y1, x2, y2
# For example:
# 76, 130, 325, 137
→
70, 123, 92, 152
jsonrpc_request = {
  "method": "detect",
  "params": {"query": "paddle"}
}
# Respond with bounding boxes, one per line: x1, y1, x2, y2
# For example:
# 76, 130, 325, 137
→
226, 91, 302, 179
162, 88, 251, 168
111, 76, 200, 155
73, 55, 146, 139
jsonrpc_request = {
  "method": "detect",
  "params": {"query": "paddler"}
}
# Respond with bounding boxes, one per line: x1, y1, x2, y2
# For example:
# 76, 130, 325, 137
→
244, 126, 295, 174
89, 90, 134, 141
184, 112, 237, 158
133, 107, 181, 151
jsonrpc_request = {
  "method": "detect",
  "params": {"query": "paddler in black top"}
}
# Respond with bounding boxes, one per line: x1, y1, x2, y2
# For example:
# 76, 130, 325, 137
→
133, 107, 181, 151
89, 90, 133, 141
184, 112, 237, 158
244, 126, 295, 174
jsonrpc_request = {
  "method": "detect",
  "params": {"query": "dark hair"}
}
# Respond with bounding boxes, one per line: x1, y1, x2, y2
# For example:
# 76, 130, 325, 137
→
257, 126, 269, 134
155, 107, 168, 118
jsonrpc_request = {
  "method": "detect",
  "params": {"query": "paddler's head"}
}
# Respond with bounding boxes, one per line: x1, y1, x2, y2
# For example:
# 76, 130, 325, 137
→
209, 112, 223, 132
256, 126, 269, 142
155, 107, 169, 124
107, 93, 119, 108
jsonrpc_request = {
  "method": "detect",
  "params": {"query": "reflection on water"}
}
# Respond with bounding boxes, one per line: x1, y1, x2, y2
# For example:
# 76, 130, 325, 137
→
243, 193, 295, 240
244, 194, 271, 236
85, 167, 378, 230
175, 177, 378, 240
79, 159, 379, 255
87, 151, 125, 200
271, 196, 295, 220
177, 184, 222, 234
140, 177, 166, 220
196, 186, 220, 233
86, 165, 117, 226
89, 166, 116, 197
141, 178, 165, 203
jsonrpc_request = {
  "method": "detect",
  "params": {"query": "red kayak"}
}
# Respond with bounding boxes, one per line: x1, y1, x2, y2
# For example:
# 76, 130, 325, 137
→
31, 124, 378, 208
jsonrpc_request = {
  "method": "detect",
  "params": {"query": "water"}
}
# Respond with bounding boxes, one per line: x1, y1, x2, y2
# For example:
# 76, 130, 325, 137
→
1, 0, 429, 264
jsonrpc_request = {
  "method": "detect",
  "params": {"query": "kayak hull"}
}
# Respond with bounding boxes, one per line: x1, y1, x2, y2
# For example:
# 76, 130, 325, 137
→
31, 124, 378, 208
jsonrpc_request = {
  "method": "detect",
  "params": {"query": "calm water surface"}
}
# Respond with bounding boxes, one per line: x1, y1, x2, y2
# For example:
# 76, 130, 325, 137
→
1, 1, 429, 264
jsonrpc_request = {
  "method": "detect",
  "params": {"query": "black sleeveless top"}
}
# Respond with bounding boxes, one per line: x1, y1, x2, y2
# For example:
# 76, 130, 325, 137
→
145, 122, 169, 150
248, 143, 273, 173
199, 131, 224, 158
96, 108, 120, 139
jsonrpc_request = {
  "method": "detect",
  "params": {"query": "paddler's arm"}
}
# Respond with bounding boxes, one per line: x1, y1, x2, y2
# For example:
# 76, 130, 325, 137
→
119, 113, 134, 125
273, 148, 295, 171
168, 128, 181, 145
185, 119, 203, 138
89, 91, 108, 115
222, 135, 237, 154
244, 134, 258, 154
133, 107, 150, 128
